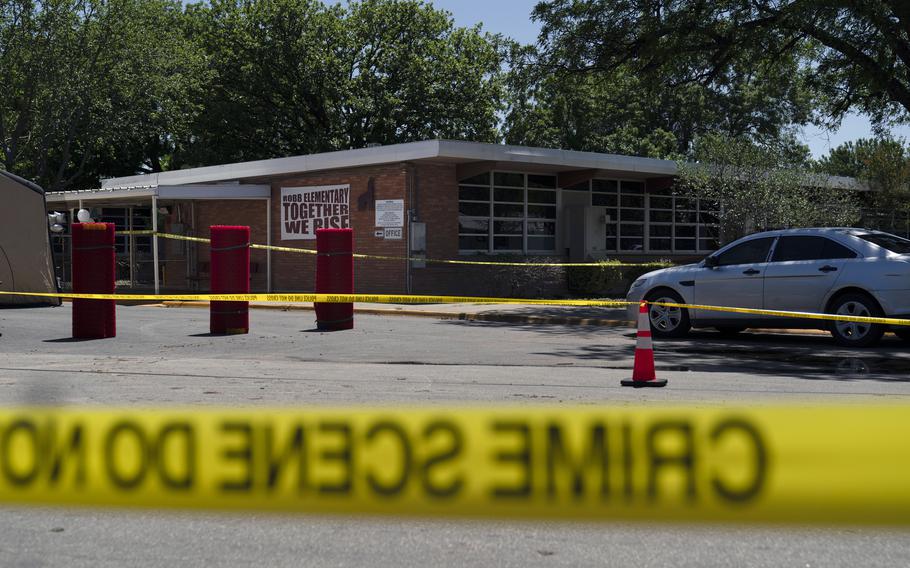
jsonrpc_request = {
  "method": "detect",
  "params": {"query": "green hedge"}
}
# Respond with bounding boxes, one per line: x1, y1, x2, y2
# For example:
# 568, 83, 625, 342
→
566, 261, 671, 297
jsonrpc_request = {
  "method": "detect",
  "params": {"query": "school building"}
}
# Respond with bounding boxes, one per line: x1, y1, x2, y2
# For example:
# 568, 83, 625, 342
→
44, 140, 859, 296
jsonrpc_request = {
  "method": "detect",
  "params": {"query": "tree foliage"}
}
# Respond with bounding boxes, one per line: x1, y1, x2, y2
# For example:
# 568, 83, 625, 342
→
678, 134, 860, 242
815, 137, 910, 210
531, 0, 910, 130
0, 0, 505, 188
0, 0, 205, 190
181, 0, 505, 166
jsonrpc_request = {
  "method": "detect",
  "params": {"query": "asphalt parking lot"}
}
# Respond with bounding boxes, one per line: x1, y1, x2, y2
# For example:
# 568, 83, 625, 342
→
0, 304, 908, 567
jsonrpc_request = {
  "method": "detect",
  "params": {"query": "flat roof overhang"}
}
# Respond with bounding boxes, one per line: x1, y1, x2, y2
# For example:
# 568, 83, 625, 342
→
46, 184, 272, 205
89, 139, 866, 192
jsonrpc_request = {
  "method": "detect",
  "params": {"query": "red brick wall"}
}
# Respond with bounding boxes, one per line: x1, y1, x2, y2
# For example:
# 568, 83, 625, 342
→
193, 200, 269, 292
270, 164, 409, 293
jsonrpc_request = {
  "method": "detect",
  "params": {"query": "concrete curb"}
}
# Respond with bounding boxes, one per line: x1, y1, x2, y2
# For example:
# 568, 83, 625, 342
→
158, 301, 632, 328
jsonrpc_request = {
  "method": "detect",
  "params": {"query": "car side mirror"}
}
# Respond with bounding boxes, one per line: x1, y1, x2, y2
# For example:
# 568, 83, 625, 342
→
704, 256, 718, 269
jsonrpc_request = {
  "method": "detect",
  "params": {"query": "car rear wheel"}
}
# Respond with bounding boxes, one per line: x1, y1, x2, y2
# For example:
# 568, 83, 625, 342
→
644, 289, 691, 338
828, 293, 885, 348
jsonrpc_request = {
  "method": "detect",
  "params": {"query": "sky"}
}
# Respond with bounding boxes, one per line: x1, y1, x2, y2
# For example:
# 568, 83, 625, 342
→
409, 0, 910, 159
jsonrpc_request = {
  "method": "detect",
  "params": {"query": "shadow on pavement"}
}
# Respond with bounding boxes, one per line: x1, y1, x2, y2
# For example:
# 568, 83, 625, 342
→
442, 318, 910, 381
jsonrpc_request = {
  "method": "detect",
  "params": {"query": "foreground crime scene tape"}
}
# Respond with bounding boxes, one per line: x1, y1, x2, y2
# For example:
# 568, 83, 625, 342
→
3, 290, 910, 327
1, 404, 909, 524
118, 230, 666, 268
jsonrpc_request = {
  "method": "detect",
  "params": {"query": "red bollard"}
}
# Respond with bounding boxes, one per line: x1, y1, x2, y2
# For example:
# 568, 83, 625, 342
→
72, 222, 116, 339
210, 225, 250, 335
315, 228, 353, 331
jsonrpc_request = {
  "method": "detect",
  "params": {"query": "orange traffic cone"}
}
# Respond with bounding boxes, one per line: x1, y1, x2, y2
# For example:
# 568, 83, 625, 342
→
621, 301, 667, 388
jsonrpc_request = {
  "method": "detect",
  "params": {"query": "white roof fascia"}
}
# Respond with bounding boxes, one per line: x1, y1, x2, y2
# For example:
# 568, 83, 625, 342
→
435, 140, 679, 177
45, 187, 157, 204
101, 141, 442, 189
157, 184, 271, 199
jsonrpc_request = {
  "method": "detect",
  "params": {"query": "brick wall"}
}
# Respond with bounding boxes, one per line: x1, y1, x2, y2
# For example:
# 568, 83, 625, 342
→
193, 200, 269, 292
270, 164, 409, 293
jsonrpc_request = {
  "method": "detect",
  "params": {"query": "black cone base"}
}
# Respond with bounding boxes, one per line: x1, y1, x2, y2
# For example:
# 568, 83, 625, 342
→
621, 379, 668, 388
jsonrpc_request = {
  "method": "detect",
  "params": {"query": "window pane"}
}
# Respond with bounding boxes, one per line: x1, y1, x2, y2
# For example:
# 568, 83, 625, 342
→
528, 190, 556, 204
620, 195, 644, 208
649, 187, 672, 196
528, 236, 555, 250
650, 197, 673, 209
604, 208, 618, 222
493, 220, 523, 235
699, 225, 720, 238
494, 187, 523, 202
856, 233, 910, 254
621, 224, 644, 237
650, 238, 671, 251
592, 179, 617, 193
620, 181, 644, 194
822, 238, 858, 259
459, 235, 489, 250
527, 174, 556, 189
592, 193, 617, 207
650, 225, 672, 237
493, 172, 524, 187
605, 224, 618, 237
715, 237, 775, 266
564, 181, 590, 191
699, 238, 720, 251
676, 198, 695, 210
527, 221, 556, 235
459, 172, 490, 185
494, 236, 523, 250
620, 238, 644, 251
527, 205, 556, 219
621, 209, 644, 222
675, 211, 697, 223
675, 239, 696, 251
493, 204, 524, 217
459, 202, 489, 216
650, 210, 673, 223
458, 218, 489, 234
771, 236, 825, 262
459, 186, 489, 201
675, 225, 696, 238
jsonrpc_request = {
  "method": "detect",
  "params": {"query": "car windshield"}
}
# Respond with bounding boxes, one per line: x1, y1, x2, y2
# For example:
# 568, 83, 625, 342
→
856, 233, 910, 254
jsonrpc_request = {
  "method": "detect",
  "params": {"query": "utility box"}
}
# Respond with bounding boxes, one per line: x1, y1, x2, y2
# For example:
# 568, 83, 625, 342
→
409, 221, 426, 268
564, 206, 609, 261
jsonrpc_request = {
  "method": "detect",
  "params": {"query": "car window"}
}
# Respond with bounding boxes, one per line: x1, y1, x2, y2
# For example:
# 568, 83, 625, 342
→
857, 233, 910, 254
714, 237, 775, 266
771, 236, 857, 262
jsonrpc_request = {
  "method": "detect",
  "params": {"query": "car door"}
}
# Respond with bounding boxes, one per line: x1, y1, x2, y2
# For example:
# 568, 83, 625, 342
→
693, 236, 776, 322
763, 235, 857, 313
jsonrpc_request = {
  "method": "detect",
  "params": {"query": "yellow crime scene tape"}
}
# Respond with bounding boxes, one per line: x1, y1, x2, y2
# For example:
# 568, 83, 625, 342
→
117, 230, 667, 268
0, 404, 909, 524
3, 290, 910, 327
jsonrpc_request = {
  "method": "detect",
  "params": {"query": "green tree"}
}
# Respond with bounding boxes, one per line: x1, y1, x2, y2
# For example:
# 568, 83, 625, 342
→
678, 133, 860, 242
182, 0, 506, 166
531, 0, 910, 130
0, 0, 205, 190
505, 3, 815, 157
815, 137, 910, 211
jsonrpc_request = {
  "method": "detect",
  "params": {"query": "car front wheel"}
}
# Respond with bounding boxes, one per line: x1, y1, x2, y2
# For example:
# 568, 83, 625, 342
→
644, 289, 691, 338
828, 293, 885, 348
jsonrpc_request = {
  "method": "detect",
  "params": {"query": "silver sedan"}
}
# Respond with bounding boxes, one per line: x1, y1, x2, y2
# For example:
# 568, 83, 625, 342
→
626, 228, 910, 347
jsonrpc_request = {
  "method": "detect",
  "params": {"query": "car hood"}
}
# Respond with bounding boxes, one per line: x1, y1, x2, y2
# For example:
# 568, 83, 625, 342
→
638, 263, 700, 280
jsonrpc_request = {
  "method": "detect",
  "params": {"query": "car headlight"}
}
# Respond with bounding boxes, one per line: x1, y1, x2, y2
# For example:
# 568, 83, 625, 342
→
630, 278, 648, 289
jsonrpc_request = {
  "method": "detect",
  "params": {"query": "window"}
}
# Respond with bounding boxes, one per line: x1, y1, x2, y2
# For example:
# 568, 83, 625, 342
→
714, 237, 776, 266
857, 233, 910, 254
772, 236, 857, 262
458, 171, 557, 253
